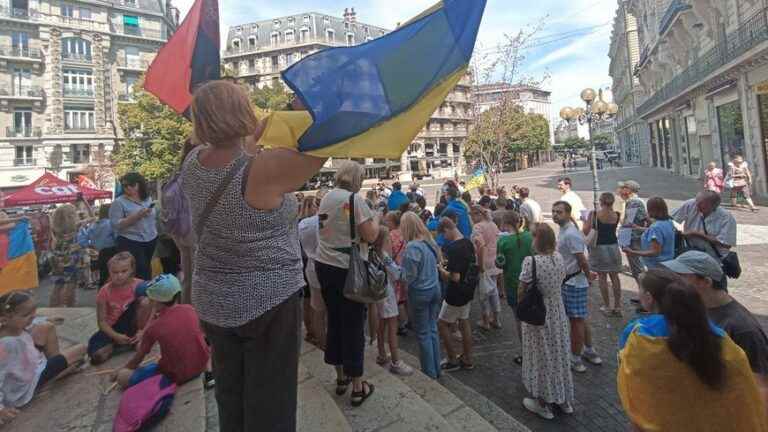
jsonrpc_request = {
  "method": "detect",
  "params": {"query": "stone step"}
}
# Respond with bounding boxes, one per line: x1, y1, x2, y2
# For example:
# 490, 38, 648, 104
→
300, 342, 461, 432
11, 308, 206, 432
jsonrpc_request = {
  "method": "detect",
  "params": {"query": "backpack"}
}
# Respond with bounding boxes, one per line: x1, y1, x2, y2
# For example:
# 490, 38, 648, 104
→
114, 374, 177, 432
160, 172, 193, 242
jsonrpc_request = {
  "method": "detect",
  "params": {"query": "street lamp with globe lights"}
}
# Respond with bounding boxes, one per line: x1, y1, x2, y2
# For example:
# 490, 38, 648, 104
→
559, 88, 619, 212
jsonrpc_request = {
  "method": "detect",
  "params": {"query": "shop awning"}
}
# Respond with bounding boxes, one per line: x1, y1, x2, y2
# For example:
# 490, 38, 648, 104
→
2, 172, 112, 207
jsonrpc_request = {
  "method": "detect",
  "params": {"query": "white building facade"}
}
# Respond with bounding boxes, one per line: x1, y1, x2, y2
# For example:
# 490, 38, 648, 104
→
0, 0, 178, 194
222, 8, 472, 180
474, 83, 556, 146
617, 0, 768, 199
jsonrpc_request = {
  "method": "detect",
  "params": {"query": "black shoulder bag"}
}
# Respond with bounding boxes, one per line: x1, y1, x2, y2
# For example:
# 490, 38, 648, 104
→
703, 219, 741, 279
516, 256, 546, 326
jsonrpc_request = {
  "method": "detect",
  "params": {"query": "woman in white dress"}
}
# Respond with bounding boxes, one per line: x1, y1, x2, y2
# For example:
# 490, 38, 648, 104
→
518, 223, 575, 420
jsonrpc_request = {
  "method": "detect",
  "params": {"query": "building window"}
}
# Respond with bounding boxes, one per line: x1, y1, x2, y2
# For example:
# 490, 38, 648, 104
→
270, 32, 279, 46
248, 36, 256, 49
64, 109, 95, 131
10, 67, 31, 95
303, 15, 310, 23
123, 75, 137, 99
299, 27, 309, 42
79, 7, 91, 19
270, 55, 278, 71
71, 144, 91, 164
123, 15, 140, 35
62, 37, 92, 61
63, 69, 94, 96
717, 100, 745, 164
124, 46, 140, 68
273, 19, 281, 28
286, 53, 294, 65
285, 30, 294, 43
14, 145, 34, 166
288, 17, 294, 24
231, 39, 240, 50
12, 110, 32, 136
122, 0, 137, 6
326, 29, 335, 43
61, 3, 74, 17
271, 76, 279, 87
11, 31, 28, 56
248, 58, 255, 72
346, 33, 354, 46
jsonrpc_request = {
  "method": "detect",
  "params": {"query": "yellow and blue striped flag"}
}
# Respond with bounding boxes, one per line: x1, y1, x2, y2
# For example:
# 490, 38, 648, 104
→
0, 220, 38, 294
464, 168, 486, 191
260, 0, 486, 158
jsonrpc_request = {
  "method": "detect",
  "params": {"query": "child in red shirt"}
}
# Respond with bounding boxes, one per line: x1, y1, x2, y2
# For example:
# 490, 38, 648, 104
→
114, 274, 210, 389
88, 252, 151, 364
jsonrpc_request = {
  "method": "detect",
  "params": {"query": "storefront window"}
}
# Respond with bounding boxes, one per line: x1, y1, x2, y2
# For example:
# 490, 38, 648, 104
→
686, 116, 701, 177
716, 100, 745, 163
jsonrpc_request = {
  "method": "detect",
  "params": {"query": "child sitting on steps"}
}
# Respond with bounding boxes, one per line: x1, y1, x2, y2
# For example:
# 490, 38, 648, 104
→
113, 274, 210, 389
88, 252, 152, 364
0, 291, 87, 427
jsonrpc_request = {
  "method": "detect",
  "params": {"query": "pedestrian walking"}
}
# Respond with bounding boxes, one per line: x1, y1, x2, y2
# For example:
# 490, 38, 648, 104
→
617, 268, 767, 432
110, 172, 157, 280
84, 204, 117, 288
557, 178, 586, 225
400, 212, 443, 379
517, 187, 543, 232
551, 201, 602, 373
726, 155, 758, 211
181, 80, 328, 431
702, 162, 724, 194
315, 161, 379, 407
49, 204, 88, 307
519, 224, 575, 420
583, 192, 623, 316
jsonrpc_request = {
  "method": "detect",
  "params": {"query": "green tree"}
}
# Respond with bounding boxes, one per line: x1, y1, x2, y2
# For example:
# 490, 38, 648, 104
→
561, 136, 589, 153
249, 81, 291, 112
591, 133, 613, 150
113, 80, 192, 181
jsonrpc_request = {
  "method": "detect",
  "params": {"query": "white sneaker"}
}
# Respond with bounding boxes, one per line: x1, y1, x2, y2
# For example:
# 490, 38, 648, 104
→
523, 398, 554, 420
571, 358, 587, 373
390, 360, 414, 376
558, 402, 574, 414
582, 349, 603, 365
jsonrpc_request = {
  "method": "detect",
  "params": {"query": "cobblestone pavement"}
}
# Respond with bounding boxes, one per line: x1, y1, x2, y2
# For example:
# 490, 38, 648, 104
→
401, 161, 768, 432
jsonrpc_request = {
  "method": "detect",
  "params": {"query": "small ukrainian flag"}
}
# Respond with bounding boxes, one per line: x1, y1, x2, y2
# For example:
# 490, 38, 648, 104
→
464, 168, 486, 191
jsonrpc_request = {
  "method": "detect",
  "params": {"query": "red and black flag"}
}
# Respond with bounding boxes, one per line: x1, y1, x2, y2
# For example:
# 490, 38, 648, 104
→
144, 0, 220, 116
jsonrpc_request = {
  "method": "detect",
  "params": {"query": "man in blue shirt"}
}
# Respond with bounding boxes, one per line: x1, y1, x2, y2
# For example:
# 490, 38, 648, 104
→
428, 185, 472, 246
387, 182, 410, 212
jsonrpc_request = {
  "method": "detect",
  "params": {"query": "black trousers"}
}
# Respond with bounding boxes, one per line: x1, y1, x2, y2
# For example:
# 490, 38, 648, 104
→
315, 261, 366, 378
202, 292, 301, 432
97, 246, 118, 287
115, 236, 157, 280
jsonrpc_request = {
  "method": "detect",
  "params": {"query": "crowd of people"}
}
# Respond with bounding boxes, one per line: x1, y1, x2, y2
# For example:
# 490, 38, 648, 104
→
1, 79, 767, 432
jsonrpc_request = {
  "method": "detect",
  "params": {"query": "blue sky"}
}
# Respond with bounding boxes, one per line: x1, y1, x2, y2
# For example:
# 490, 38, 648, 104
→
174, 0, 618, 118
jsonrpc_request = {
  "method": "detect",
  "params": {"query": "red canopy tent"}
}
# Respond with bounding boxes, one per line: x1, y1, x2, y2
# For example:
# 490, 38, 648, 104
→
3, 173, 112, 207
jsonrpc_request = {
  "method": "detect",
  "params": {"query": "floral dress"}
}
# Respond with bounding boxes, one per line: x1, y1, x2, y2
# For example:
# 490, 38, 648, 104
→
50, 234, 87, 307
518, 253, 574, 405
389, 228, 407, 303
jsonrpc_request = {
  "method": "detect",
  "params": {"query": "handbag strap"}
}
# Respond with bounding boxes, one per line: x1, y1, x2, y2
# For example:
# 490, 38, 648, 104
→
530, 255, 537, 287
348, 192, 357, 243
195, 156, 249, 239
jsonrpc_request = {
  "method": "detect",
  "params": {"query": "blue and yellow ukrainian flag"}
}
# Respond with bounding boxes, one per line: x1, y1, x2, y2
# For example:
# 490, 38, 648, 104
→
0, 220, 39, 294
617, 315, 767, 431
260, 0, 486, 158
464, 168, 486, 191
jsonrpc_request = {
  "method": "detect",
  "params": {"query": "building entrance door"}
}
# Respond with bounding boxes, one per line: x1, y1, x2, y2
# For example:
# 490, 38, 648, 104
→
756, 94, 768, 191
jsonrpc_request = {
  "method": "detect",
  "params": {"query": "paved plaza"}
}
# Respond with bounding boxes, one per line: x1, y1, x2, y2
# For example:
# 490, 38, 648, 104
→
401, 161, 768, 431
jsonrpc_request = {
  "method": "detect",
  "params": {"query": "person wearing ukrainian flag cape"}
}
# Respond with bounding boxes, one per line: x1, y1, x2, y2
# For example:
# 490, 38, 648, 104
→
617, 268, 767, 432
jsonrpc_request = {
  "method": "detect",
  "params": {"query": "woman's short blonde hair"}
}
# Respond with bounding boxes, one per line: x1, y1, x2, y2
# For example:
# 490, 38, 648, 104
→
191, 80, 258, 147
335, 161, 364, 192
400, 211, 431, 242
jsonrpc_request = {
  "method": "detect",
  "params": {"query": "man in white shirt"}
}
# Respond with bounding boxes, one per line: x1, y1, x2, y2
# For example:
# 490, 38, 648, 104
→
553, 200, 602, 373
558, 177, 586, 225
517, 187, 542, 231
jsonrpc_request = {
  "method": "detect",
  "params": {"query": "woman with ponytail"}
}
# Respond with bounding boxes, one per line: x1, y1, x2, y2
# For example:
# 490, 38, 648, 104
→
617, 268, 767, 431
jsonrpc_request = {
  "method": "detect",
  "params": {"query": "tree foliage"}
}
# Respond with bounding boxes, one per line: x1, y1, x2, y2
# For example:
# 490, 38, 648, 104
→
560, 136, 589, 152
466, 106, 550, 179
249, 81, 291, 112
591, 133, 613, 150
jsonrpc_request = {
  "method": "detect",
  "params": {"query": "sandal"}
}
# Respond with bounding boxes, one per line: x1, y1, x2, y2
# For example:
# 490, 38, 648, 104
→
513, 355, 523, 366
350, 381, 375, 407
335, 377, 351, 396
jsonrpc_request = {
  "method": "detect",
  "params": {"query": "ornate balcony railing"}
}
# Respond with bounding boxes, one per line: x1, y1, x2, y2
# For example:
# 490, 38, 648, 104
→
659, 0, 692, 35
0, 85, 44, 98
111, 24, 165, 40
116, 57, 150, 69
5, 126, 42, 138
63, 86, 94, 97
0, 5, 40, 20
62, 52, 92, 63
637, 9, 768, 117
14, 158, 37, 166
418, 129, 468, 138
0, 46, 42, 59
